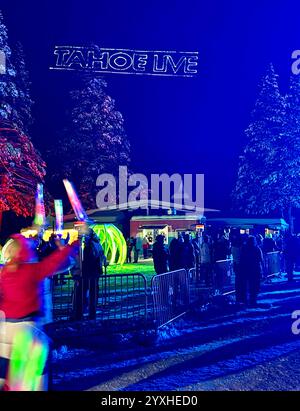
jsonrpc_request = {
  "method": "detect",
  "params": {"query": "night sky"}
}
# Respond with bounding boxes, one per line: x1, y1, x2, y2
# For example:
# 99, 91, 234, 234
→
1, 0, 299, 211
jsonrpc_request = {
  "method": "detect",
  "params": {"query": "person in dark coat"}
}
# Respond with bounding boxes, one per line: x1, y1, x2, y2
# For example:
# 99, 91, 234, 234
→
169, 233, 183, 271
126, 237, 133, 263
240, 235, 263, 306
152, 235, 169, 274
131, 237, 140, 263
199, 235, 213, 286
230, 229, 243, 303
74, 228, 104, 320
180, 233, 195, 271
263, 235, 277, 253
284, 233, 299, 282
213, 230, 231, 262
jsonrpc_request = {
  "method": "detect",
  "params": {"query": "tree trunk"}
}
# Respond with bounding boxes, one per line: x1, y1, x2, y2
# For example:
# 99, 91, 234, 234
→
288, 206, 294, 234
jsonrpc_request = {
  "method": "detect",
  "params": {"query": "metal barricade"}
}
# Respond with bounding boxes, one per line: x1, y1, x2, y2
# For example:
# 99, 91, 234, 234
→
97, 273, 149, 321
188, 267, 211, 304
214, 259, 234, 293
188, 267, 197, 284
151, 269, 190, 328
51, 275, 74, 321
264, 251, 281, 277
52, 273, 149, 323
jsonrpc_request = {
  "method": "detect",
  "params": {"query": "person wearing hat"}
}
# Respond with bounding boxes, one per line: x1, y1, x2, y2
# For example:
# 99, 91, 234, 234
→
0, 234, 79, 391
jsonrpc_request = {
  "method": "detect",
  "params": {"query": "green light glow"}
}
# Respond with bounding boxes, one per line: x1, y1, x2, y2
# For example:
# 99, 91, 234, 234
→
90, 224, 126, 265
0, 225, 127, 266
9, 328, 49, 391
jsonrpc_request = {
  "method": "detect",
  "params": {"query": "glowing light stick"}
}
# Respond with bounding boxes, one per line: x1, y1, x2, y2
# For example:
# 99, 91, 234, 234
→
63, 179, 88, 221
34, 184, 46, 226
54, 199, 64, 234
7, 328, 49, 391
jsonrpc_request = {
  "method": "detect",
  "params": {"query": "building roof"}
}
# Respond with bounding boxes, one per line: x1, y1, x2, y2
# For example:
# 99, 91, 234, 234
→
206, 217, 289, 229
131, 214, 202, 222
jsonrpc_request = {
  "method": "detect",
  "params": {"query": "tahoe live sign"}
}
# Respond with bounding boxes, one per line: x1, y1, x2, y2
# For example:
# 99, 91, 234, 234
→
50, 46, 199, 77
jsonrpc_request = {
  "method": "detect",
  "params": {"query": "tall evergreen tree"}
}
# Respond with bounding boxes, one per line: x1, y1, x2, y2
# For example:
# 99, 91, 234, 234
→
281, 75, 300, 230
11, 41, 34, 132
49, 76, 130, 209
0, 121, 46, 217
0, 11, 46, 221
0, 11, 18, 124
232, 64, 287, 216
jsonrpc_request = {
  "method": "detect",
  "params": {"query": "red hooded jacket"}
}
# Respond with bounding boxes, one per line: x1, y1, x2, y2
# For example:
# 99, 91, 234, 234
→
0, 235, 78, 319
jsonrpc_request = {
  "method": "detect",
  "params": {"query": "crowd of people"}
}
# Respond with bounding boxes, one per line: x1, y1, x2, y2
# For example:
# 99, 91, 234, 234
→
151, 228, 300, 307
126, 234, 154, 263
1, 223, 300, 391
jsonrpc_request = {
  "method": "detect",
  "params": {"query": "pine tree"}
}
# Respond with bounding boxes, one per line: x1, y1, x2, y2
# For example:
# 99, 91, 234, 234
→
281, 75, 300, 230
0, 11, 18, 124
0, 121, 46, 216
0, 12, 46, 220
11, 41, 34, 132
49, 76, 130, 209
232, 64, 287, 215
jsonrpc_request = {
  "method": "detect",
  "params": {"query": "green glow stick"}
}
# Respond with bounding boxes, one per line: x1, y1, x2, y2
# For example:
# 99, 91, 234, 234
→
8, 327, 49, 391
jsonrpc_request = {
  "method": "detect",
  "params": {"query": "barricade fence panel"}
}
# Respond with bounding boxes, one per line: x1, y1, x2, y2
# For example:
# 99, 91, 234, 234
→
188, 266, 213, 304
51, 264, 235, 325
264, 251, 282, 277
51, 253, 283, 328
96, 274, 148, 321
51, 275, 74, 321
51, 273, 149, 323
214, 259, 235, 293
188, 267, 197, 284
151, 269, 190, 328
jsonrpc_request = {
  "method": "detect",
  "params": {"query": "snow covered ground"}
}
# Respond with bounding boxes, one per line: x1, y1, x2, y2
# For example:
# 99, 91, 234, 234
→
52, 274, 300, 391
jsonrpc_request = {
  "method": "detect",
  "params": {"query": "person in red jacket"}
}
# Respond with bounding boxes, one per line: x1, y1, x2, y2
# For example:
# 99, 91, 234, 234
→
0, 234, 79, 391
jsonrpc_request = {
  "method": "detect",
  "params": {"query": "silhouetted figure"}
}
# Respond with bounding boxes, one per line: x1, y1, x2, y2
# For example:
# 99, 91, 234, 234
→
263, 236, 277, 254
213, 230, 231, 262
180, 233, 195, 271
74, 229, 104, 320
284, 233, 299, 282
152, 235, 169, 274
230, 229, 243, 303
131, 237, 140, 263
169, 233, 183, 271
126, 238, 133, 263
200, 235, 213, 286
240, 236, 263, 306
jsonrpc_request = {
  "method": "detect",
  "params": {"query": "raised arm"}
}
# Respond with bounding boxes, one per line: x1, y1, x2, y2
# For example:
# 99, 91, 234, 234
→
35, 242, 79, 281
